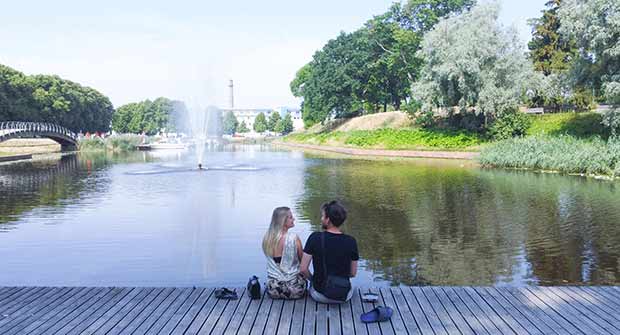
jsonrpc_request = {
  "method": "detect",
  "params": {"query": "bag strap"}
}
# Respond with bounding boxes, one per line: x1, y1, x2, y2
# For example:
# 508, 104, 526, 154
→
321, 232, 328, 279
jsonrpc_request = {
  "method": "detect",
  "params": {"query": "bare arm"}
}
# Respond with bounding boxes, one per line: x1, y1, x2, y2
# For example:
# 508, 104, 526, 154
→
300, 252, 313, 279
295, 236, 303, 261
350, 260, 358, 277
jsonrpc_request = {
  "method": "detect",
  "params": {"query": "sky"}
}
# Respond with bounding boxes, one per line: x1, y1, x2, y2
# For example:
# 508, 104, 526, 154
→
0, 0, 547, 109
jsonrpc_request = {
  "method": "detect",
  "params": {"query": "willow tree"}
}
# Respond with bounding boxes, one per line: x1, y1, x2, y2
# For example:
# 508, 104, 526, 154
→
558, 0, 620, 134
413, 2, 538, 127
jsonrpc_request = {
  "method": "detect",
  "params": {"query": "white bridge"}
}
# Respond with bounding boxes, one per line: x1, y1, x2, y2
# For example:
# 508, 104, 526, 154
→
0, 121, 78, 151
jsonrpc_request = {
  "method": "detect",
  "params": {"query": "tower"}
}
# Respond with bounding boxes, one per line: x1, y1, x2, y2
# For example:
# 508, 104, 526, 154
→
228, 79, 234, 109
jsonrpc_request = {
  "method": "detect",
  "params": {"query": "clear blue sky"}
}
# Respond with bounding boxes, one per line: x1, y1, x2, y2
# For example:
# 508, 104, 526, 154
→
0, 0, 546, 109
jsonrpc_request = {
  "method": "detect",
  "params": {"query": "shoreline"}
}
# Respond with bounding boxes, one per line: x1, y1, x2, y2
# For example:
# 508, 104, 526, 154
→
274, 141, 479, 160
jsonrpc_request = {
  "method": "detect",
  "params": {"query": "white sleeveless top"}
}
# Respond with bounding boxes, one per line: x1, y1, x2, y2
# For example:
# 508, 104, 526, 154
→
266, 232, 300, 282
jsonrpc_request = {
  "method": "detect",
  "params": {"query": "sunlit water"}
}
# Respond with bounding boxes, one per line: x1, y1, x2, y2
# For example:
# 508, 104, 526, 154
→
1, 145, 619, 287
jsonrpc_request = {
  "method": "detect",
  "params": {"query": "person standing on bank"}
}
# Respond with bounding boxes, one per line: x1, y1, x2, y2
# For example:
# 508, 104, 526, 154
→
300, 200, 359, 303
263, 207, 307, 299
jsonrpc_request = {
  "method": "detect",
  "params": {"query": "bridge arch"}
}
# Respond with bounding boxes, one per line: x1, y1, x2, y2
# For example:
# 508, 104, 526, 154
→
0, 121, 78, 151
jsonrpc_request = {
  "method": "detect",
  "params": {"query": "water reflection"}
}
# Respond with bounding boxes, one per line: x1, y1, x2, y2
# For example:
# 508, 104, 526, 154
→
296, 158, 620, 286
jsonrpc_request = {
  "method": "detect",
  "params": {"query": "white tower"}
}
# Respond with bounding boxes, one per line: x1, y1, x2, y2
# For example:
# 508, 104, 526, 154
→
228, 80, 234, 109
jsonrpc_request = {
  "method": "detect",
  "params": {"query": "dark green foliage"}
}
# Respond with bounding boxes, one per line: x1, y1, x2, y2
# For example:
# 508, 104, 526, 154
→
290, 0, 474, 125
0, 64, 113, 132
222, 111, 238, 135
238, 120, 249, 133
488, 112, 532, 140
528, 0, 577, 76
111, 97, 175, 135
527, 112, 609, 138
276, 114, 294, 134
253, 112, 268, 133
267, 112, 281, 131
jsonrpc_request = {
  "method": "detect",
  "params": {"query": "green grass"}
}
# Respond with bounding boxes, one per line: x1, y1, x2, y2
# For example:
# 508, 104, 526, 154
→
78, 134, 143, 152
285, 128, 483, 150
480, 135, 620, 177
527, 112, 609, 139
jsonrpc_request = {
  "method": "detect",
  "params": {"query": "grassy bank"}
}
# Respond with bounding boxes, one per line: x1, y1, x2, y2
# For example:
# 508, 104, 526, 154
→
284, 128, 483, 151
79, 134, 143, 152
527, 112, 608, 138
480, 136, 620, 177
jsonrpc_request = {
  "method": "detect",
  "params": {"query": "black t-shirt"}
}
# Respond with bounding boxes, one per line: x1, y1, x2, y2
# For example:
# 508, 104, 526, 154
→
303, 231, 359, 293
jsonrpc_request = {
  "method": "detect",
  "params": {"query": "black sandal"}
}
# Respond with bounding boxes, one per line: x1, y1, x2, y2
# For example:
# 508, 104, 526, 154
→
215, 288, 238, 300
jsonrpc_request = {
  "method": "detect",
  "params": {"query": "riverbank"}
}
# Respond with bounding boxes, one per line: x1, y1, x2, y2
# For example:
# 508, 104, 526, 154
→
275, 141, 479, 160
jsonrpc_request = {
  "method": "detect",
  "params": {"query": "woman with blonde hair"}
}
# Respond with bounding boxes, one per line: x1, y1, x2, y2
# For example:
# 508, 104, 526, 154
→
262, 206, 306, 299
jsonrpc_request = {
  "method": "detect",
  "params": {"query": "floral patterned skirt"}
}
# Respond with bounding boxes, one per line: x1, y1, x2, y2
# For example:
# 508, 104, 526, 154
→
266, 274, 307, 300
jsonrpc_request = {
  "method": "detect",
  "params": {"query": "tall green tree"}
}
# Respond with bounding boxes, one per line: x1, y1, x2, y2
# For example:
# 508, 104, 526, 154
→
558, 0, 620, 134
238, 120, 249, 133
413, 3, 537, 127
276, 113, 294, 134
253, 112, 268, 133
267, 112, 281, 131
112, 98, 174, 135
222, 111, 238, 135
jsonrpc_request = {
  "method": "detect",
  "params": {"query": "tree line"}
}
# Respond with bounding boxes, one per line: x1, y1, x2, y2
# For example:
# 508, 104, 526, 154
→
291, 0, 620, 136
222, 110, 294, 135
0, 64, 114, 132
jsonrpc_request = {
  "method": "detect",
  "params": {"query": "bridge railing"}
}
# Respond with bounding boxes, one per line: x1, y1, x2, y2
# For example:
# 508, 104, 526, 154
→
0, 121, 77, 141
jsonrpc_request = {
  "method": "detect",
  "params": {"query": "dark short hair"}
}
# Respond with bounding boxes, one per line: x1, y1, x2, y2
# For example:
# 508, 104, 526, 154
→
321, 200, 347, 227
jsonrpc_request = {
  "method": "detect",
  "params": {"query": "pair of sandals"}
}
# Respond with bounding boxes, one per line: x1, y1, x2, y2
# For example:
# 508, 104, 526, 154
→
360, 293, 393, 323
214, 288, 238, 300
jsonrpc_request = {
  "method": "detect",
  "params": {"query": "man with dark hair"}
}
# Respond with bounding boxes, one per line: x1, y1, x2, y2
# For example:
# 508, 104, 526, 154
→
300, 200, 359, 303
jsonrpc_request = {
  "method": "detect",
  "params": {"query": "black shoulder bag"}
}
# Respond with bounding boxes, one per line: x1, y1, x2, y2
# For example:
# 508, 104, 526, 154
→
320, 232, 351, 301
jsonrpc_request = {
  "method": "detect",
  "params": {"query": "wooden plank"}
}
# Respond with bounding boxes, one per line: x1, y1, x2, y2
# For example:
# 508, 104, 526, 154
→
349, 288, 368, 335
400, 286, 433, 335
85, 287, 154, 334
154, 288, 205, 335
420, 287, 459, 335
463, 287, 520, 334
223, 288, 253, 335
315, 300, 328, 335
249, 292, 273, 335
339, 295, 355, 335
379, 287, 407, 335
410, 287, 447, 335
18, 287, 101, 335
199, 291, 243, 335
302, 297, 317, 335
30, 287, 116, 335
50, 288, 126, 334
211, 288, 248, 335
64, 287, 135, 335
450, 287, 503, 334
592, 287, 620, 308
486, 288, 558, 335
166, 288, 214, 335
0, 287, 76, 333
103, 287, 164, 335
389, 287, 422, 335
135, 288, 192, 335
177, 287, 222, 335
0, 287, 22, 305
526, 287, 606, 334
77, 287, 146, 335
575, 287, 620, 322
430, 287, 475, 335
328, 303, 342, 335
111, 287, 174, 334
562, 287, 620, 326
262, 298, 284, 335
579, 287, 620, 311
441, 287, 490, 335
0, 286, 45, 314
275, 298, 295, 335
472, 287, 532, 335
0, 287, 65, 328
237, 289, 268, 335
360, 288, 381, 335
512, 288, 584, 334
367, 287, 392, 335
545, 287, 620, 333
288, 295, 307, 335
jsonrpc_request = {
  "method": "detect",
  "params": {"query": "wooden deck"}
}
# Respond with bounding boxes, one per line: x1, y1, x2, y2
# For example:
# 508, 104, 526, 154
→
0, 286, 619, 334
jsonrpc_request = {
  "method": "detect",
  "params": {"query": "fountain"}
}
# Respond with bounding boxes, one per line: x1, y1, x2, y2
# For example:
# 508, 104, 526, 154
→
187, 105, 221, 169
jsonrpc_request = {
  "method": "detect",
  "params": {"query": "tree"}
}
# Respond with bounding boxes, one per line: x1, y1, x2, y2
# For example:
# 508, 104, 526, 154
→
558, 0, 620, 134
222, 111, 238, 135
267, 112, 281, 131
413, 3, 538, 127
276, 113, 294, 134
253, 112, 268, 133
112, 98, 175, 135
238, 120, 249, 133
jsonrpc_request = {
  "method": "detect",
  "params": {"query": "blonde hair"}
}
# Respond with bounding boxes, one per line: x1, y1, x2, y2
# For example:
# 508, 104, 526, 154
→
262, 207, 291, 257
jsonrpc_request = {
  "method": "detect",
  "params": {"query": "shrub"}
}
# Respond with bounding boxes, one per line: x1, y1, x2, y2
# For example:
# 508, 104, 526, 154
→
488, 112, 532, 140
78, 137, 106, 151
107, 134, 143, 151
